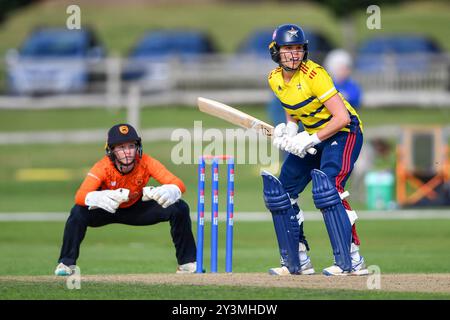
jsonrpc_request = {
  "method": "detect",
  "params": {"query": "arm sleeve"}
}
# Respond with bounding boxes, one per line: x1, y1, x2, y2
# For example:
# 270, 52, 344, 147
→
267, 68, 282, 98
307, 67, 338, 104
268, 78, 277, 94
146, 156, 186, 193
74, 163, 104, 206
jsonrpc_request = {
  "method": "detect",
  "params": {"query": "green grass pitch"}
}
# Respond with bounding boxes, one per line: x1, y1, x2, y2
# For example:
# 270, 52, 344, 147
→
0, 219, 449, 299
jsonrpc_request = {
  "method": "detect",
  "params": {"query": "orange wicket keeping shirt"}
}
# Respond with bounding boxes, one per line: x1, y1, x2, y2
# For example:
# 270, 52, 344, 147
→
75, 154, 186, 208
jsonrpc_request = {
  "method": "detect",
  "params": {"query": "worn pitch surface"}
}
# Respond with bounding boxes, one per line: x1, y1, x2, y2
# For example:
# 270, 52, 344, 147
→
1, 273, 449, 293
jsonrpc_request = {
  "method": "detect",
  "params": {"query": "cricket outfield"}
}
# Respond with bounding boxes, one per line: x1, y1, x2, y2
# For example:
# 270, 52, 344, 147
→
0, 219, 449, 299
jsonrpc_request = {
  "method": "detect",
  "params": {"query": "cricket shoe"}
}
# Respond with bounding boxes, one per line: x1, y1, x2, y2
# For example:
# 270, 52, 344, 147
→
269, 256, 315, 276
298, 258, 315, 275
268, 266, 291, 276
176, 262, 197, 274
54, 263, 74, 276
322, 256, 369, 276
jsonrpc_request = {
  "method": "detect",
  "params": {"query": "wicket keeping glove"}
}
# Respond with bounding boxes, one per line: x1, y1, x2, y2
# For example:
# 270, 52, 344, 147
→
273, 122, 298, 151
142, 184, 182, 208
85, 188, 130, 213
286, 131, 321, 158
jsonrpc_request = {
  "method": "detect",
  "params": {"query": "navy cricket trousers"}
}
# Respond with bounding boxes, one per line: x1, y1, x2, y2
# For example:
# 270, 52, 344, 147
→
279, 129, 363, 246
58, 199, 197, 266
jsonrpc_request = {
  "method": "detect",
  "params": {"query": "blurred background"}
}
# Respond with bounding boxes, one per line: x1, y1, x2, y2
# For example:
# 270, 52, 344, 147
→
0, 0, 449, 214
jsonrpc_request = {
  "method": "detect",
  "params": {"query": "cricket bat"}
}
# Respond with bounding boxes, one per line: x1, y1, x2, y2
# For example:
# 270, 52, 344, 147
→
197, 97, 317, 155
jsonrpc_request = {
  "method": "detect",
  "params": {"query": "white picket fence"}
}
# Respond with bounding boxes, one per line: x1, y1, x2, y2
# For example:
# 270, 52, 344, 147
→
1, 53, 449, 109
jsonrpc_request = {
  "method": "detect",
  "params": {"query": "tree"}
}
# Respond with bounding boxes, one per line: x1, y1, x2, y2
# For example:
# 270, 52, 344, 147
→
310, 0, 405, 52
0, 0, 35, 25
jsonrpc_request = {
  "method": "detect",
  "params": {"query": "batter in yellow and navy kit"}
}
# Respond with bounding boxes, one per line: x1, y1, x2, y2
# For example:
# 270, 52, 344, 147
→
262, 24, 369, 276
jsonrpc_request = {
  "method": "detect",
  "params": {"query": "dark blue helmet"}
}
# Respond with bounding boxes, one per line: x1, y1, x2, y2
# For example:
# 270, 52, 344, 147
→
105, 123, 142, 161
269, 24, 309, 64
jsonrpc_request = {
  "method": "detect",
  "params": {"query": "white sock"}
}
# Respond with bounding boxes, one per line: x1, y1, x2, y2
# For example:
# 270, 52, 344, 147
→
299, 251, 308, 263
299, 242, 309, 263
351, 243, 361, 261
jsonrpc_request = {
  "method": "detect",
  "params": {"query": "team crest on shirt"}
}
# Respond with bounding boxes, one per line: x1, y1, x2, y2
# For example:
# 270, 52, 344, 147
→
297, 83, 302, 90
135, 176, 144, 186
111, 181, 116, 187
287, 27, 299, 38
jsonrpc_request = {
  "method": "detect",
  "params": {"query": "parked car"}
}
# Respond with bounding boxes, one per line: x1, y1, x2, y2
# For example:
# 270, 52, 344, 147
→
236, 27, 335, 63
122, 29, 217, 90
6, 27, 106, 95
355, 34, 445, 73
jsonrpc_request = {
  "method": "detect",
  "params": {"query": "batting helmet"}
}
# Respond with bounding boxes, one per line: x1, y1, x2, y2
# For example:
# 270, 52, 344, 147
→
105, 123, 142, 161
269, 24, 309, 64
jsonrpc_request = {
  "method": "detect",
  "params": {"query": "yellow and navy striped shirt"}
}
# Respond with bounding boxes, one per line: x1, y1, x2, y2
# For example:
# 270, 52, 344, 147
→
268, 59, 363, 135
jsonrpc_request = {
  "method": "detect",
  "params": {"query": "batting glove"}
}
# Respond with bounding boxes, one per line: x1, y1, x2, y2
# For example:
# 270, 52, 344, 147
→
273, 122, 298, 151
142, 184, 182, 208
85, 188, 130, 213
286, 132, 321, 158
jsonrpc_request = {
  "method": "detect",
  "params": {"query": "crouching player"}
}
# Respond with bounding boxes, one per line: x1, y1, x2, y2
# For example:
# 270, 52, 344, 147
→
54, 124, 197, 275
262, 24, 369, 276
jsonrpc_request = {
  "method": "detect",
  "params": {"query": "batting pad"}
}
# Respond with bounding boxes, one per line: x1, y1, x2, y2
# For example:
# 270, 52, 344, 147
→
311, 169, 352, 272
261, 170, 300, 274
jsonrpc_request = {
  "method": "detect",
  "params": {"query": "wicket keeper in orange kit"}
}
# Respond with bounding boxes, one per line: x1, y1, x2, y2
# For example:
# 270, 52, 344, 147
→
54, 124, 197, 275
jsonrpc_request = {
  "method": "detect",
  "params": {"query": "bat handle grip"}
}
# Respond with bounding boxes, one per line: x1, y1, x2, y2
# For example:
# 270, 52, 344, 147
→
307, 147, 317, 155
